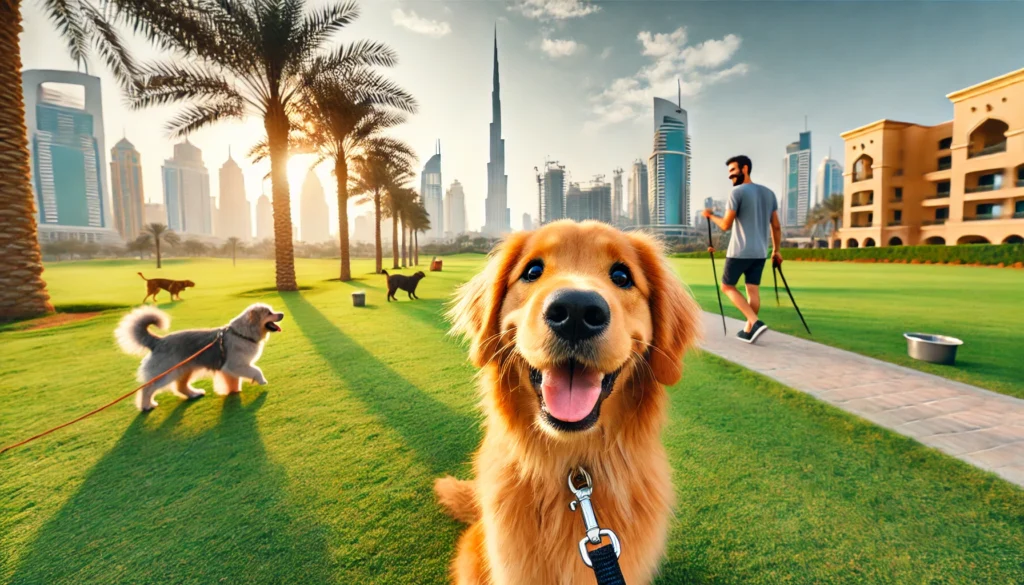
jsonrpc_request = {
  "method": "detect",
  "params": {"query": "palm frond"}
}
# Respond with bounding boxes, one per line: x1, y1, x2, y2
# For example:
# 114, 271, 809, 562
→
42, 0, 90, 68
81, 3, 138, 87
130, 61, 241, 108
166, 99, 245, 138
292, 0, 360, 58
313, 40, 399, 76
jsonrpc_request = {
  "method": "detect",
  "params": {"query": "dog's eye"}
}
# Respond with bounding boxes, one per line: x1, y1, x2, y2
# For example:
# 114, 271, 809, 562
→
609, 264, 633, 289
522, 260, 544, 283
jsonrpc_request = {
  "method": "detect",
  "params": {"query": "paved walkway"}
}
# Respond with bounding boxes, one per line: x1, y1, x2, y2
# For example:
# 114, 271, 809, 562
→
698, 312, 1024, 488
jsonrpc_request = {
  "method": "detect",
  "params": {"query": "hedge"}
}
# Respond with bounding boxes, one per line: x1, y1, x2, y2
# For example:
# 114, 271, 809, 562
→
672, 244, 1024, 267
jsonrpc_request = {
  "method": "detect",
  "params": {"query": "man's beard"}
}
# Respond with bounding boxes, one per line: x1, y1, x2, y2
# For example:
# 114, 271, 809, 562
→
730, 172, 745, 186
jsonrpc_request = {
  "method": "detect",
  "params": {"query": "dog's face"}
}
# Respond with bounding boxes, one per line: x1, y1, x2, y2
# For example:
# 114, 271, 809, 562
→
182, 280, 196, 289
450, 221, 701, 438
414, 271, 426, 280
235, 303, 285, 339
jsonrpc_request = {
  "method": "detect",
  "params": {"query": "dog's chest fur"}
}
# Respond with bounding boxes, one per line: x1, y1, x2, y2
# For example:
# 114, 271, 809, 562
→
475, 435, 673, 585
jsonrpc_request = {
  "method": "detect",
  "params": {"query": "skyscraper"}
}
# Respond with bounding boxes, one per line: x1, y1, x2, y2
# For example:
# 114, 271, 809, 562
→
522, 213, 533, 231
565, 181, 611, 224
421, 141, 443, 241
647, 96, 691, 227
565, 183, 584, 222
109, 137, 145, 241
299, 170, 330, 243
354, 212, 373, 244
628, 159, 649, 226
255, 194, 273, 241
612, 168, 624, 226
783, 131, 812, 226
540, 161, 566, 225
445, 180, 467, 237
162, 140, 212, 236
217, 149, 252, 240
815, 154, 844, 206
144, 201, 166, 225
484, 28, 509, 236
23, 70, 118, 243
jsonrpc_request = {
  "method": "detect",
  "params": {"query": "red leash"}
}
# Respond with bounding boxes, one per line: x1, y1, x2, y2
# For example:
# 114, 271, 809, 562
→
0, 334, 222, 456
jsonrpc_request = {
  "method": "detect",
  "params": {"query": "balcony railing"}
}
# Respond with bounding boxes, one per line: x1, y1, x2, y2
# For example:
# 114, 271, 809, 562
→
852, 199, 874, 207
937, 160, 952, 171
850, 222, 872, 228
887, 221, 902, 227
965, 214, 999, 221
1015, 211, 1024, 218
922, 219, 947, 226
889, 197, 903, 204
967, 142, 1007, 158
853, 173, 873, 183
926, 192, 951, 199
1017, 179, 1024, 187
965, 183, 999, 194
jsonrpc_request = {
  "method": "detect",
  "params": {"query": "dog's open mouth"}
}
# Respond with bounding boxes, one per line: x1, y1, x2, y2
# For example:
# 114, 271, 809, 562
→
265, 321, 282, 332
528, 359, 621, 432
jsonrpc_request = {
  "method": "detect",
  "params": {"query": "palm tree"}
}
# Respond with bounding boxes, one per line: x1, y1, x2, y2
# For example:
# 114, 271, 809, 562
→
1, 0, 135, 320
127, 234, 153, 260
226, 237, 242, 266
290, 70, 416, 281
142, 223, 179, 268
407, 200, 431, 266
386, 186, 416, 270
819, 194, 844, 245
350, 142, 415, 273
124, 0, 397, 291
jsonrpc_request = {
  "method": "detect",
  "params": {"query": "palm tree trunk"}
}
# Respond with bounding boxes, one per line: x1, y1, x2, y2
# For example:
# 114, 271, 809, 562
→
155, 237, 162, 268
232, 242, 236, 266
374, 190, 383, 274
335, 156, 352, 281
265, 110, 298, 291
391, 209, 399, 269
414, 231, 419, 266
401, 218, 407, 268
0, 1, 53, 321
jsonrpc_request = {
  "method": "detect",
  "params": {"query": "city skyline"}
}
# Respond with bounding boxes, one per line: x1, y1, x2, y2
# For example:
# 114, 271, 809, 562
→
19, 1, 1024, 236
110, 137, 145, 242
484, 28, 510, 236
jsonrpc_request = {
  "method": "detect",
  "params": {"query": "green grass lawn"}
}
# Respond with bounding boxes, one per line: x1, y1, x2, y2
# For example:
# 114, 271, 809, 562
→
0, 257, 1021, 584
672, 258, 1024, 399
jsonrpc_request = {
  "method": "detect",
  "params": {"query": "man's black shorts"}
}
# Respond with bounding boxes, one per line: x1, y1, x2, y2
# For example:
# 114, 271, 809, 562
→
722, 257, 767, 286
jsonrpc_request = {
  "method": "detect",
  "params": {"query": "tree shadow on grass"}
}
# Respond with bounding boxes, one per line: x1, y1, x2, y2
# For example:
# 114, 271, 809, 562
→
280, 292, 479, 476
9, 393, 334, 585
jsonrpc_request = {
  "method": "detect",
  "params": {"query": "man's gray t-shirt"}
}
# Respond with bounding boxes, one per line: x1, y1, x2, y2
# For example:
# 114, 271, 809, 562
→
726, 183, 777, 259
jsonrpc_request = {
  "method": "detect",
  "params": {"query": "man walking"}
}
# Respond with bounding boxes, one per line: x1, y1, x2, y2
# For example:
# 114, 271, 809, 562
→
703, 155, 782, 343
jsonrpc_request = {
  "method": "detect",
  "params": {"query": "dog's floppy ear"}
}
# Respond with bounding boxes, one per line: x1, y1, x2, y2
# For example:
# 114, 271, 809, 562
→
630, 232, 703, 386
448, 232, 529, 367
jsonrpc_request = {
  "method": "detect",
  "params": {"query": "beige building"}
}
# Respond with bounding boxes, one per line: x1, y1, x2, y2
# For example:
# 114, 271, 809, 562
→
836, 68, 1024, 248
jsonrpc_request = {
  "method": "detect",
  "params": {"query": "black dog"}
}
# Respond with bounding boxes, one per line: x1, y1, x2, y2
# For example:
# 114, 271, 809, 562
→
382, 270, 425, 302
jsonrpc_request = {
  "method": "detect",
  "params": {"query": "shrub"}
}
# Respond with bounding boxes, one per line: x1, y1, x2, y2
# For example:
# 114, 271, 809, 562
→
672, 244, 1024, 266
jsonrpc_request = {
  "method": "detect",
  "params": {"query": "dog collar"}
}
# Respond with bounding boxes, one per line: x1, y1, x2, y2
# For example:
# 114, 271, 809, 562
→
225, 326, 261, 345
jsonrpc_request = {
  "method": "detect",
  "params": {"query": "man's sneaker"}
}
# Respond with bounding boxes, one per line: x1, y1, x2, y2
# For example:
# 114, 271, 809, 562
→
749, 320, 768, 343
736, 329, 752, 343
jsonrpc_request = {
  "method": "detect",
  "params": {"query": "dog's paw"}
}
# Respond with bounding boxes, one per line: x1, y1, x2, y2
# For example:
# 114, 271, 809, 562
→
255, 376, 268, 386
188, 389, 206, 399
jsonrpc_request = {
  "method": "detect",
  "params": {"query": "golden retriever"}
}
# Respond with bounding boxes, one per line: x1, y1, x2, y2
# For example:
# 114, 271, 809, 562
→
435, 220, 703, 584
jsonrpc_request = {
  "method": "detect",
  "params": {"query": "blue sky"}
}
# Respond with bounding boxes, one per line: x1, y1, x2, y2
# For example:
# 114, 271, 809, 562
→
19, 0, 1024, 234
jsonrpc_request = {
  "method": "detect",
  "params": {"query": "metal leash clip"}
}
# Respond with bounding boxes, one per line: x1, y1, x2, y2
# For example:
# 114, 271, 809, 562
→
568, 467, 621, 568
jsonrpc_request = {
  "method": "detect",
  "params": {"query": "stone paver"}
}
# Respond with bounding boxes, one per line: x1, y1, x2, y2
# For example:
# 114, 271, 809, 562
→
699, 312, 1024, 488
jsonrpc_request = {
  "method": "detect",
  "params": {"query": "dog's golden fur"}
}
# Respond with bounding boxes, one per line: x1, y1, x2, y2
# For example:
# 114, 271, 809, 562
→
436, 220, 702, 584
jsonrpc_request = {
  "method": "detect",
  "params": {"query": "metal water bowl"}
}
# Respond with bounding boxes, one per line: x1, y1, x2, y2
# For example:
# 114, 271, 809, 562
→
903, 333, 963, 365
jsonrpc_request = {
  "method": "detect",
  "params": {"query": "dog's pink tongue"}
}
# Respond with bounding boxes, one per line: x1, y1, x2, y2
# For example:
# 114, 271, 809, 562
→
541, 364, 603, 423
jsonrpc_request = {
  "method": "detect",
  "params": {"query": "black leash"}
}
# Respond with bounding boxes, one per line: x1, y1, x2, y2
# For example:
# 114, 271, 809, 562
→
706, 218, 727, 336
773, 258, 812, 335
568, 468, 627, 585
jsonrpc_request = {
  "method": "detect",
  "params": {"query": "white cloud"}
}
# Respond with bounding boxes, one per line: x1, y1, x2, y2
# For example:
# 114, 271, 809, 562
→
391, 8, 451, 38
511, 0, 600, 21
599, 47, 613, 60
589, 27, 749, 128
540, 37, 580, 58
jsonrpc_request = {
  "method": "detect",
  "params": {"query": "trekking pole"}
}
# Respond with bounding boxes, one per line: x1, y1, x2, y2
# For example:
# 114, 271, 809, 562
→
707, 217, 727, 335
773, 257, 811, 335
772, 255, 780, 307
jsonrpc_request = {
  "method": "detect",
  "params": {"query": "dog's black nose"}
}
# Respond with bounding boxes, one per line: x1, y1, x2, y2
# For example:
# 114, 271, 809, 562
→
543, 289, 610, 342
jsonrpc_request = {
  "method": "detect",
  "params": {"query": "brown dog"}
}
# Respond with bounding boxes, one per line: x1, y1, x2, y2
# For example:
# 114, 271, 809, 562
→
139, 272, 195, 303
435, 220, 702, 585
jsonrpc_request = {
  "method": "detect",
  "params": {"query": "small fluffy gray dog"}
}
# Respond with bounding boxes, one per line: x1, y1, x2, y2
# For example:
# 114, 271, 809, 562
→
116, 303, 284, 411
